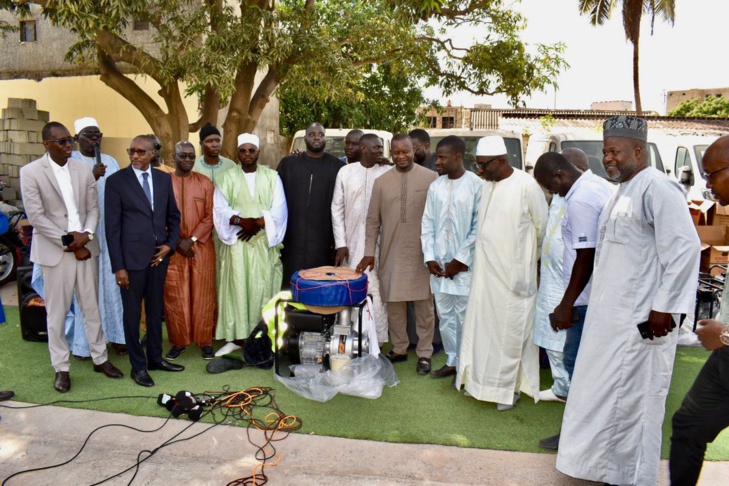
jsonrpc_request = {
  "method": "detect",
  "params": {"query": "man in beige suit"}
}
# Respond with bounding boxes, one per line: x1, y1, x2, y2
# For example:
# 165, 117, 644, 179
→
21, 122, 123, 392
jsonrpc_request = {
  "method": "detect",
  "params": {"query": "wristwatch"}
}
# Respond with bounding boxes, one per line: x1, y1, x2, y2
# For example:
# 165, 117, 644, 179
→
191, 236, 198, 244
720, 325, 729, 347
86, 232, 95, 241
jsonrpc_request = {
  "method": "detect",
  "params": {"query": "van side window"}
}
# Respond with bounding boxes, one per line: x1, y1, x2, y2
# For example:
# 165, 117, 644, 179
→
647, 144, 664, 172
675, 147, 690, 176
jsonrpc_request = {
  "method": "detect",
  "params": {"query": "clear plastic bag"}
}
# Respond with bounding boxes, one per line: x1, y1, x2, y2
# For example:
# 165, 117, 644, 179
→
274, 353, 399, 402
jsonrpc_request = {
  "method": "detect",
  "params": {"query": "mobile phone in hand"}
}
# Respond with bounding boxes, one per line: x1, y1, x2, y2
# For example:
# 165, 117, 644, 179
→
61, 234, 74, 246
636, 321, 653, 339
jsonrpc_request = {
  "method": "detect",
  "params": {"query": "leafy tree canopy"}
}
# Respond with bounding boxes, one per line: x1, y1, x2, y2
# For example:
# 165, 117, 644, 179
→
668, 96, 729, 118
1, 0, 567, 160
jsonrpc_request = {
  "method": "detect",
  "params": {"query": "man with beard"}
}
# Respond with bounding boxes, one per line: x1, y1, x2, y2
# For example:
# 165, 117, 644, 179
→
277, 122, 343, 287
21, 122, 123, 392
193, 123, 236, 186
341, 129, 364, 164
332, 133, 392, 344
556, 116, 700, 486
456, 136, 548, 411
409, 129, 437, 171
357, 134, 438, 375
163, 142, 216, 361
214, 133, 287, 355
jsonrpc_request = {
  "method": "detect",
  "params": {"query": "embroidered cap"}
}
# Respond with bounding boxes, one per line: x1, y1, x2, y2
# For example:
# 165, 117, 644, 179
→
74, 117, 99, 134
237, 133, 260, 149
475, 136, 507, 157
603, 115, 648, 142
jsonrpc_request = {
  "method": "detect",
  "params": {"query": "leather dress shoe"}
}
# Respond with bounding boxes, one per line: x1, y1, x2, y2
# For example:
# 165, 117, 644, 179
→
385, 350, 408, 363
131, 369, 154, 387
416, 357, 432, 375
148, 359, 185, 372
54, 371, 71, 393
430, 364, 456, 379
539, 432, 560, 451
0, 390, 15, 401
93, 360, 124, 378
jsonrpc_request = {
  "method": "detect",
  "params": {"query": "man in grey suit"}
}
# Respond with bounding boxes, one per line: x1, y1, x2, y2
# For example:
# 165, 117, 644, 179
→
21, 122, 123, 392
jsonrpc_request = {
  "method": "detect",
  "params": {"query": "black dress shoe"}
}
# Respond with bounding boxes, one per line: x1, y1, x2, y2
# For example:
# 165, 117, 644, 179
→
416, 357, 432, 375
148, 359, 185, 372
430, 364, 456, 379
539, 433, 560, 451
386, 350, 408, 363
93, 360, 124, 378
54, 371, 70, 393
0, 390, 14, 401
131, 370, 154, 387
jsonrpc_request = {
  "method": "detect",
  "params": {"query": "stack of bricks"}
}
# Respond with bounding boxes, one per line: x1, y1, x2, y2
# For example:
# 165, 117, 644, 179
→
0, 98, 49, 208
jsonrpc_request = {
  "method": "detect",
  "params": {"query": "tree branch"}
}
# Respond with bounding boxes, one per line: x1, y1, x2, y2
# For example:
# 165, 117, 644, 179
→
94, 30, 165, 85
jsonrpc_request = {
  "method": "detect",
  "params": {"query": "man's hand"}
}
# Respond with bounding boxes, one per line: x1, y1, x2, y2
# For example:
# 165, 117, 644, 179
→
92, 163, 107, 180
647, 310, 675, 340
427, 260, 445, 277
335, 247, 350, 266
696, 319, 727, 351
115, 269, 130, 289
151, 245, 172, 266
551, 301, 575, 331
444, 259, 468, 279
177, 237, 196, 258
240, 218, 261, 235
74, 247, 91, 261
356, 256, 375, 274
237, 229, 254, 242
66, 231, 90, 251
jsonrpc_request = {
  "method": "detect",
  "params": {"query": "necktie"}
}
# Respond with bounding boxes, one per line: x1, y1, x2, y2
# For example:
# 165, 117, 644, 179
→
142, 172, 152, 206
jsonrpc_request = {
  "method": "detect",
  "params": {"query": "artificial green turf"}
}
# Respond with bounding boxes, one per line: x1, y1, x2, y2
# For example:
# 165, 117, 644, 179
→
1, 305, 728, 459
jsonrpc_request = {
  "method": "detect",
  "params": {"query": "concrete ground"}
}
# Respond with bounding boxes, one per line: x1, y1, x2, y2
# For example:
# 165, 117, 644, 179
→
1, 402, 728, 485
2, 285, 727, 485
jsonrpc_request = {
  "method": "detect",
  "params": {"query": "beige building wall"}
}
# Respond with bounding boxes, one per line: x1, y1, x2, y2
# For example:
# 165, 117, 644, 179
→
667, 87, 729, 113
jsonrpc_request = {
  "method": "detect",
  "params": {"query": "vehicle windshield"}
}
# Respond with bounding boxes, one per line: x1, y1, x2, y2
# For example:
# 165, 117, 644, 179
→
695, 145, 709, 173
291, 137, 346, 158
430, 136, 523, 172
561, 141, 664, 179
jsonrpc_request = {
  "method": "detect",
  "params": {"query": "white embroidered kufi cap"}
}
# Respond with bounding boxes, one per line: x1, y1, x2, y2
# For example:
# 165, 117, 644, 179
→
74, 117, 99, 134
475, 136, 507, 156
237, 133, 259, 148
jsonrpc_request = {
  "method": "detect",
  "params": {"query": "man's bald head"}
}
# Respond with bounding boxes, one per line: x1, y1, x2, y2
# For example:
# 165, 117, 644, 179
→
702, 135, 729, 205
561, 147, 589, 172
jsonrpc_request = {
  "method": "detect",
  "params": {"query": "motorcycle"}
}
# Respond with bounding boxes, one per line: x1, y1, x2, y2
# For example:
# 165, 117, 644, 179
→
0, 210, 29, 288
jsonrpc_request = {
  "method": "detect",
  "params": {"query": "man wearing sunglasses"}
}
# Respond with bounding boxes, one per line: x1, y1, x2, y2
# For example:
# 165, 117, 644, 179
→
213, 133, 287, 359
65, 117, 126, 359
20, 121, 123, 393
105, 135, 182, 387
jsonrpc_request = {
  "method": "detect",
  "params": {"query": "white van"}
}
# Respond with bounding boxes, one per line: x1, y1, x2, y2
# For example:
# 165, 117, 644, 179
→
653, 134, 721, 201
525, 130, 667, 180
426, 129, 524, 172
289, 129, 392, 159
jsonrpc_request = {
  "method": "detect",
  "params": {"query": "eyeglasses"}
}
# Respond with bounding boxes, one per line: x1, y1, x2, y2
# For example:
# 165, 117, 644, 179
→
46, 137, 75, 146
175, 153, 196, 160
238, 148, 258, 154
80, 131, 103, 139
702, 165, 729, 181
476, 156, 502, 169
127, 148, 148, 156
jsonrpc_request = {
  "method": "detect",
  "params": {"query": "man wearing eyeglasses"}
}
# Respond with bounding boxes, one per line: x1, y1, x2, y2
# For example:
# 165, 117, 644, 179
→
63, 117, 126, 359
105, 135, 182, 387
162, 141, 216, 361
670, 134, 729, 486
213, 133, 287, 360
20, 121, 123, 393
456, 135, 548, 411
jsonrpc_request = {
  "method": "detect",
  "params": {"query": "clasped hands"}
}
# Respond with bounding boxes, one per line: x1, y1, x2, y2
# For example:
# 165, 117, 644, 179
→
64, 231, 91, 261
230, 215, 264, 241
427, 259, 468, 279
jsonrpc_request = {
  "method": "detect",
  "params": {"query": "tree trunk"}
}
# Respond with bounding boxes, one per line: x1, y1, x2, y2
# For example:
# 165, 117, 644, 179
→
221, 61, 258, 159
632, 36, 642, 115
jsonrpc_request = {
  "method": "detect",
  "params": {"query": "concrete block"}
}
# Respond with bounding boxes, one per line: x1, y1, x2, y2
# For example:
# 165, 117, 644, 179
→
0, 163, 6, 175
0, 141, 12, 153
17, 143, 45, 156
0, 153, 31, 166
3, 119, 45, 132
0, 132, 5, 143
2, 108, 24, 119
7, 98, 36, 110
3, 187, 16, 201
37, 111, 49, 122
22, 108, 38, 120
7, 131, 28, 143
8, 177, 20, 190
27, 132, 39, 143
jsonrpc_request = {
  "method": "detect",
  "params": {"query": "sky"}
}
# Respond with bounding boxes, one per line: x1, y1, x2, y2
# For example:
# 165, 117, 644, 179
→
430, 0, 729, 114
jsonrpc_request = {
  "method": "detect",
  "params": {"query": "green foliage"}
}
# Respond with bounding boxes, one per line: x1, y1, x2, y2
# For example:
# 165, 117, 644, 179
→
668, 96, 729, 118
0, 0, 567, 158
279, 62, 430, 137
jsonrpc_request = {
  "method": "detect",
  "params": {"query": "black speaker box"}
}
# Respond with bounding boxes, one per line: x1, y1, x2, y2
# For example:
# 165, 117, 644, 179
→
17, 265, 48, 342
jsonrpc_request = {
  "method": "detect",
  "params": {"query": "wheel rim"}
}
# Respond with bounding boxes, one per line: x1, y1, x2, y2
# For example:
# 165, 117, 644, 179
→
0, 251, 13, 281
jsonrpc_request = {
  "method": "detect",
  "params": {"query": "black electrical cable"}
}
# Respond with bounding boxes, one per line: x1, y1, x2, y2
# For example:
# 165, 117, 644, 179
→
0, 395, 157, 409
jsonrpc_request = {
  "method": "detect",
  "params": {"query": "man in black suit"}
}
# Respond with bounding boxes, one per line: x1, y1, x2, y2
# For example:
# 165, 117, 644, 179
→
105, 135, 183, 387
